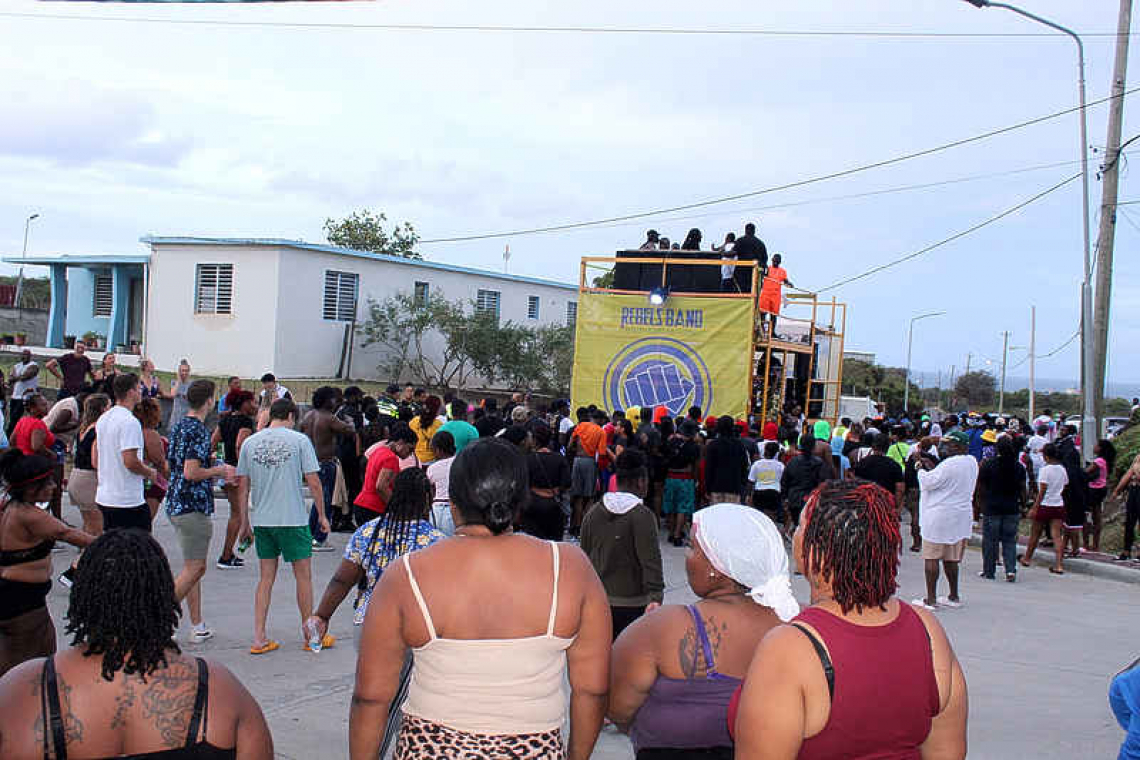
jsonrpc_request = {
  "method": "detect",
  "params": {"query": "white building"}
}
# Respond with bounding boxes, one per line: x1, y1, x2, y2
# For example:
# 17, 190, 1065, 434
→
139, 237, 578, 382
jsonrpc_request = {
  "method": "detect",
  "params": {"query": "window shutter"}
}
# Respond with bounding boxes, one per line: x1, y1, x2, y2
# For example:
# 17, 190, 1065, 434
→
195, 264, 233, 315
92, 274, 113, 317
323, 270, 359, 321
566, 301, 578, 326
527, 295, 540, 320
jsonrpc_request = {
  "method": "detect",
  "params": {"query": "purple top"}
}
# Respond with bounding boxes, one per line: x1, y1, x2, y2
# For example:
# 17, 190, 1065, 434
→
629, 605, 741, 752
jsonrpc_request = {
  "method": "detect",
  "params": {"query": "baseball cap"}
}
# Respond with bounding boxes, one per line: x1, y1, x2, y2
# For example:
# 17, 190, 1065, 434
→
946, 431, 971, 446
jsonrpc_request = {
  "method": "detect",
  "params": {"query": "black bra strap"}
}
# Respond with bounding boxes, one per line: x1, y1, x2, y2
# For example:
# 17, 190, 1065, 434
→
44, 657, 67, 760
185, 658, 208, 748
791, 623, 835, 702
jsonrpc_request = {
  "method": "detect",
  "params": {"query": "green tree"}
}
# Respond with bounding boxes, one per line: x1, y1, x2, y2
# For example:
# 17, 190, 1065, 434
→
591, 269, 615, 289
954, 371, 996, 408
324, 209, 421, 259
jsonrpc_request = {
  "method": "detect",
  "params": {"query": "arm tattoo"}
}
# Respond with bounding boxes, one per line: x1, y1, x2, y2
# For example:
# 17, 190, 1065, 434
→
140, 661, 197, 748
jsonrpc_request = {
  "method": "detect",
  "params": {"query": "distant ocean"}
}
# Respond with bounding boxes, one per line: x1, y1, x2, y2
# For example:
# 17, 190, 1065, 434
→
912, 373, 1140, 399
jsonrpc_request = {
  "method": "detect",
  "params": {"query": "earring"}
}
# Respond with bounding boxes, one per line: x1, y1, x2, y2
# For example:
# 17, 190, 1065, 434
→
708, 571, 716, 578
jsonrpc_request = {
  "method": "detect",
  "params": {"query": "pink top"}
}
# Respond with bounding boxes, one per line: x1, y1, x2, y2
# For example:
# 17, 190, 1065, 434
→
1090, 457, 1108, 490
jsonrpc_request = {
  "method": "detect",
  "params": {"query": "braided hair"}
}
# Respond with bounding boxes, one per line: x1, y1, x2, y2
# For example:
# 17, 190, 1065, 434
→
801, 479, 900, 614
65, 530, 181, 681
357, 468, 432, 589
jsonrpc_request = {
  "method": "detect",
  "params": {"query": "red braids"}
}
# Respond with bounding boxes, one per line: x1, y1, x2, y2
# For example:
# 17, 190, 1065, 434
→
802, 479, 901, 614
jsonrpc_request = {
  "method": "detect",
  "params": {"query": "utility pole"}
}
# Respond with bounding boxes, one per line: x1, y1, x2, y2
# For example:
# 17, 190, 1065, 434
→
948, 365, 957, 410
965, 353, 973, 376
1093, 0, 1133, 439
998, 331, 1010, 415
1029, 306, 1037, 422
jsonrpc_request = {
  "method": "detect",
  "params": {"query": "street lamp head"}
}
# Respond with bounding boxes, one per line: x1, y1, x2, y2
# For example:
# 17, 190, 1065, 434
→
28, 213, 39, 221
963, 0, 990, 8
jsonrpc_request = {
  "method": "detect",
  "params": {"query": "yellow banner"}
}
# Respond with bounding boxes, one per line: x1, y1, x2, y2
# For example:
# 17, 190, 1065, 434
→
571, 294, 754, 419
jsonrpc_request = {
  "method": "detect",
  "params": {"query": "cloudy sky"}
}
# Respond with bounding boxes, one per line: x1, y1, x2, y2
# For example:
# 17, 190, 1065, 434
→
1, 0, 1137, 391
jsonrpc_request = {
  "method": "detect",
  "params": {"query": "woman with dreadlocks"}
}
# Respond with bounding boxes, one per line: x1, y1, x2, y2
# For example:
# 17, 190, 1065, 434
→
0, 529, 273, 759
307, 467, 444, 646
733, 479, 968, 759
0, 449, 94, 677
308, 467, 444, 759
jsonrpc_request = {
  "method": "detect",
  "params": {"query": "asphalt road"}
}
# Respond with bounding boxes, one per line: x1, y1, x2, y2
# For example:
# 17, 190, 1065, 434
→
42, 498, 1137, 759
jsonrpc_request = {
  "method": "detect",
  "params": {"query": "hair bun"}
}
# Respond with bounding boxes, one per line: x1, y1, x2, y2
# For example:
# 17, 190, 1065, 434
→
486, 501, 514, 534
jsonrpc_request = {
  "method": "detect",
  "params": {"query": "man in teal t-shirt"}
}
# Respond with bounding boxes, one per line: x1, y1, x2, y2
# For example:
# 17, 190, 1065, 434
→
439, 396, 479, 452
237, 398, 328, 654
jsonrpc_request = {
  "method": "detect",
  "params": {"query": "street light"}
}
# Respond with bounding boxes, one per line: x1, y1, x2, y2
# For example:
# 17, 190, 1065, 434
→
905, 311, 946, 412
960, 0, 1095, 462
14, 213, 39, 309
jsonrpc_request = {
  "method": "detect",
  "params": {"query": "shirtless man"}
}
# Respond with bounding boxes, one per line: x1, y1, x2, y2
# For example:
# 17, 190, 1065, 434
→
300, 386, 355, 551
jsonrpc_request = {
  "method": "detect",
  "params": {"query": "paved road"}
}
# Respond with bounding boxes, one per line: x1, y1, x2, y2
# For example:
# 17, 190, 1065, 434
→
42, 499, 1136, 759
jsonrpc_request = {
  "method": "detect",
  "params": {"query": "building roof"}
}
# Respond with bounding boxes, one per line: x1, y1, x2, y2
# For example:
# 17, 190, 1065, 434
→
140, 236, 577, 292
2, 254, 150, 266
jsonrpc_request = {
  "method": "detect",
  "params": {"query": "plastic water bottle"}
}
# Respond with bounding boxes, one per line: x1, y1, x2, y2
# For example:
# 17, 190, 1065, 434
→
305, 620, 323, 653
237, 536, 252, 554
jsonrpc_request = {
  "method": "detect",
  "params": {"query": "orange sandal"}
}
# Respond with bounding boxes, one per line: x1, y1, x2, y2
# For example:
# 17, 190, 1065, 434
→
250, 640, 280, 655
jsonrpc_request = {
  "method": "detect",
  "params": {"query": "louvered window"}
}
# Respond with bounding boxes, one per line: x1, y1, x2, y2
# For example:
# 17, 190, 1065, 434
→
476, 289, 501, 320
566, 301, 578, 326
413, 281, 430, 307
323, 270, 359, 321
195, 264, 233, 315
92, 274, 113, 317
527, 295, 540, 320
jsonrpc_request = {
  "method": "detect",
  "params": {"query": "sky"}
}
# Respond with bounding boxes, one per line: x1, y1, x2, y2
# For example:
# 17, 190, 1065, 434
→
1, 0, 1138, 392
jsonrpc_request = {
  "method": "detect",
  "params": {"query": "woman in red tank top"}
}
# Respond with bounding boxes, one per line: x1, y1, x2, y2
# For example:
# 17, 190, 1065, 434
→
733, 479, 968, 759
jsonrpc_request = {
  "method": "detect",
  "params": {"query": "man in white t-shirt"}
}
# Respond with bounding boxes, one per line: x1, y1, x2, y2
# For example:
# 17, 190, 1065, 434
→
914, 431, 978, 611
7, 348, 39, 436
748, 441, 785, 526
96, 373, 157, 531
1020, 443, 1069, 574
1032, 411, 1057, 442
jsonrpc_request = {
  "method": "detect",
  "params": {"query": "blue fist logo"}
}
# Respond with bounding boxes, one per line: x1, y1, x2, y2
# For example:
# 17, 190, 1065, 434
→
604, 338, 711, 417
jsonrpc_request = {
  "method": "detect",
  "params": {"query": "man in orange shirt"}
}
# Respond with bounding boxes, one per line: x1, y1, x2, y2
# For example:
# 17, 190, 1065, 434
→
759, 253, 794, 336
569, 407, 605, 536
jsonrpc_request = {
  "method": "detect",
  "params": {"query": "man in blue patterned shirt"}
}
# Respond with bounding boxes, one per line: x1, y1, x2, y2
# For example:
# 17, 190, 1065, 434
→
166, 378, 236, 643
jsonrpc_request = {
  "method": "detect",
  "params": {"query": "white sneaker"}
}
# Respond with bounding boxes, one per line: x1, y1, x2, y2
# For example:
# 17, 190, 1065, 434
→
311, 540, 335, 552
190, 625, 214, 643
936, 596, 963, 609
911, 597, 937, 611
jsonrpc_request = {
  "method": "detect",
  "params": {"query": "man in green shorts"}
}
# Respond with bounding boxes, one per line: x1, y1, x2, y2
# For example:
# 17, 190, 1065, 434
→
237, 398, 330, 654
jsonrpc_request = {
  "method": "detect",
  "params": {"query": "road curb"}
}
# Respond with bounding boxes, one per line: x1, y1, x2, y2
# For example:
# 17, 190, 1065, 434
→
967, 534, 1140, 585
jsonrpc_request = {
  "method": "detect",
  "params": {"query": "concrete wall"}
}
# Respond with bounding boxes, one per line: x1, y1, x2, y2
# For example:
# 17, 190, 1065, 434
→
145, 244, 280, 375
0, 307, 47, 343
274, 247, 577, 383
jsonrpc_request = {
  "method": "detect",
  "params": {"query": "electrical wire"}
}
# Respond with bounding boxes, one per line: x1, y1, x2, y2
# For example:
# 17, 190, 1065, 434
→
419, 87, 1139, 244
1008, 329, 1081, 371
573, 156, 1105, 233
2, 11, 1139, 38
815, 173, 1080, 293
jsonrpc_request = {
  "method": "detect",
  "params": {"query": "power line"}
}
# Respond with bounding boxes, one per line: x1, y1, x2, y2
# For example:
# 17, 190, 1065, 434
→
420, 87, 1140, 244
815, 173, 1080, 293
3, 11, 1140, 38
578, 155, 1108, 233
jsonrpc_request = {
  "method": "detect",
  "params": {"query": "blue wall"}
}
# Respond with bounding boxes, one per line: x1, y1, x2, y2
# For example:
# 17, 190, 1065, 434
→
63, 265, 144, 346
64, 267, 111, 342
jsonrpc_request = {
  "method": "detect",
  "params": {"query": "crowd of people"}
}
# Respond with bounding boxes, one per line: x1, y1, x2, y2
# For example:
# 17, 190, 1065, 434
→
0, 339, 1137, 757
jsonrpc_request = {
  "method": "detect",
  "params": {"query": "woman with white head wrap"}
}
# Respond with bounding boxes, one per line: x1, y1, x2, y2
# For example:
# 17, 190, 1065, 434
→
608, 504, 799, 759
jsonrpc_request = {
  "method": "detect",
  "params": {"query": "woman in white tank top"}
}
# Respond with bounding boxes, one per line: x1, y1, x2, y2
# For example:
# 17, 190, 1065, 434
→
349, 438, 612, 760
